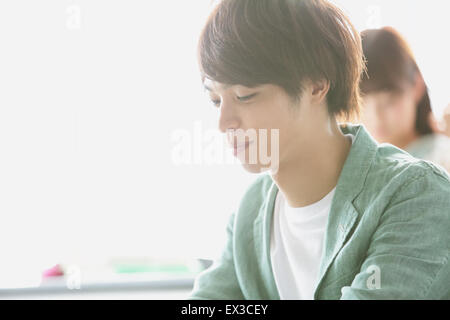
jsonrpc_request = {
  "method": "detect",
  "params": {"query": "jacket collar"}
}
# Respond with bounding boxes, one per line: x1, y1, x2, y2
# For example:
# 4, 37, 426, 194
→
253, 123, 379, 299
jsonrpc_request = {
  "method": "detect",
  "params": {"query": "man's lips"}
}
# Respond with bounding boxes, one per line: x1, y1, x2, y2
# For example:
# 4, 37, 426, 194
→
229, 140, 252, 150
230, 140, 254, 156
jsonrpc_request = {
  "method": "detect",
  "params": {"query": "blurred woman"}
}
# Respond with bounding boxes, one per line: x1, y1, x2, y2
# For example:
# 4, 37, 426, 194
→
443, 104, 450, 137
360, 27, 450, 172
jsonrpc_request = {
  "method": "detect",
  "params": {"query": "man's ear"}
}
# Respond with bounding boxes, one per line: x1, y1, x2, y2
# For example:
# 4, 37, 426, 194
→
311, 79, 330, 103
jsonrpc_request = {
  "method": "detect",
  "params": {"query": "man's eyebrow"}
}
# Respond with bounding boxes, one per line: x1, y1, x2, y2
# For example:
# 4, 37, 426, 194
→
203, 83, 232, 92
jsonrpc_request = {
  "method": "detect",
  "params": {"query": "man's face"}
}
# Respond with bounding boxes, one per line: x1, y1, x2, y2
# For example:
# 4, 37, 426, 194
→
203, 79, 311, 174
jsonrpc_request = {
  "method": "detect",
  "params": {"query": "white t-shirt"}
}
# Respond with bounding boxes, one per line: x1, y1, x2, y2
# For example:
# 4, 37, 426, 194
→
270, 134, 355, 300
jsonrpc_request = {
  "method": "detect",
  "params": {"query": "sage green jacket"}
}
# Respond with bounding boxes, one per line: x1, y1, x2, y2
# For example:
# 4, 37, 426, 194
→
188, 123, 450, 300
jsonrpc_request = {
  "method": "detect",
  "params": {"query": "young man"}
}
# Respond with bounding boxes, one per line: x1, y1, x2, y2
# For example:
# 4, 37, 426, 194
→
188, 0, 450, 299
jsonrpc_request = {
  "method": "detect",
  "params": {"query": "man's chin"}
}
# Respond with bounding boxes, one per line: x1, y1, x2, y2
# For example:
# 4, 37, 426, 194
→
240, 162, 278, 175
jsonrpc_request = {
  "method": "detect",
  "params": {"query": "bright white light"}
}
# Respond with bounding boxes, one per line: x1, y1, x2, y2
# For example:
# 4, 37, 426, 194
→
0, 0, 448, 289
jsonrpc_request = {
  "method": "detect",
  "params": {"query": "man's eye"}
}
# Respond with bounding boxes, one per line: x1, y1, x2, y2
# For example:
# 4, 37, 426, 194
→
210, 93, 257, 107
211, 99, 221, 107
237, 93, 257, 102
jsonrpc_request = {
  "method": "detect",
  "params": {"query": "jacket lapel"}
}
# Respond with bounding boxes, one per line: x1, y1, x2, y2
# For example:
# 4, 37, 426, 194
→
254, 123, 378, 300
313, 200, 359, 297
252, 181, 280, 299
313, 123, 378, 297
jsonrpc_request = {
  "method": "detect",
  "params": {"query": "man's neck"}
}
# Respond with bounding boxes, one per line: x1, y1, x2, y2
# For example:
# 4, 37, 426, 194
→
270, 123, 352, 208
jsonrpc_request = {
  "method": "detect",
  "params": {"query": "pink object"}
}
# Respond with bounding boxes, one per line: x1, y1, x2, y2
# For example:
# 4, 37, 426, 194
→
42, 264, 64, 278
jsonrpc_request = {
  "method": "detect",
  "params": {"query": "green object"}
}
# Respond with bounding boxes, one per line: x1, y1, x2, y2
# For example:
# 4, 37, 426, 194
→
114, 264, 191, 274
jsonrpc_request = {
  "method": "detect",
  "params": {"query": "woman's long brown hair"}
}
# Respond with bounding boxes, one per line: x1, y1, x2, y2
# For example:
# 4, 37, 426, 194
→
360, 27, 434, 136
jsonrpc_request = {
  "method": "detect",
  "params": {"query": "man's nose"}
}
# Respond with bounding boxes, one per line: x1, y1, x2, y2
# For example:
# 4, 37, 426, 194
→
218, 100, 240, 134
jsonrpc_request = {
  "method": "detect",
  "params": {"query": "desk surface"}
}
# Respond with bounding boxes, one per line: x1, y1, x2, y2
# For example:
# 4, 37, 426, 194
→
0, 275, 195, 300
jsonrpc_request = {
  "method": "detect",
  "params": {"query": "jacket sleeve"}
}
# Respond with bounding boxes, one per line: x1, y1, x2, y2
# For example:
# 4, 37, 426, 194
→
340, 169, 450, 299
187, 212, 245, 300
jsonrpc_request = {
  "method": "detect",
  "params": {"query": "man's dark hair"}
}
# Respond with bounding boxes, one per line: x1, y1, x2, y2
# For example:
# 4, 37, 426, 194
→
198, 0, 365, 122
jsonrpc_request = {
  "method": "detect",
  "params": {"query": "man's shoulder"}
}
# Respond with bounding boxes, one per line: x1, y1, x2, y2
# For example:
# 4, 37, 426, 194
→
372, 142, 450, 183
361, 142, 450, 207
243, 173, 274, 197
233, 173, 275, 227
